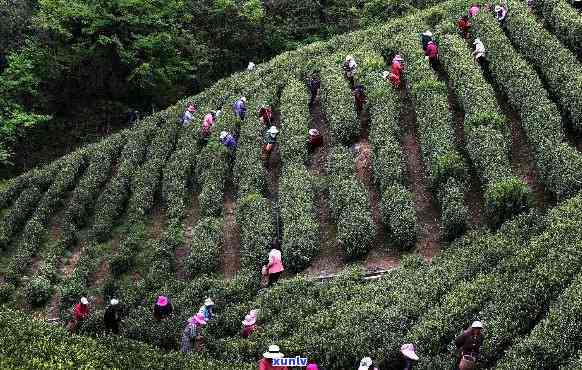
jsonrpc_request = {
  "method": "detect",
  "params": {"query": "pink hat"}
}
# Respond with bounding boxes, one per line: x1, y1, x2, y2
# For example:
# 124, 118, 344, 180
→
188, 312, 207, 326
242, 314, 257, 326
156, 296, 168, 307
394, 55, 404, 62
401, 343, 419, 361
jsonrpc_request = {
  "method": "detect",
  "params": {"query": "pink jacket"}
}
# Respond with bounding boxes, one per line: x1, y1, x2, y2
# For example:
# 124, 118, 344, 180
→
469, 5, 481, 17
267, 249, 284, 274
202, 113, 215, 130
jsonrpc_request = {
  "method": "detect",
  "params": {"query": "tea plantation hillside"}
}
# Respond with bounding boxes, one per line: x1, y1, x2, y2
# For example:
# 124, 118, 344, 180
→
1, 0, 582, 368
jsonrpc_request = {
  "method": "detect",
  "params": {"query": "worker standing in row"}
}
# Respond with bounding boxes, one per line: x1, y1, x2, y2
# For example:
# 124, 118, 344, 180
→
455, 321, 485, 370
343, 55, 358, 89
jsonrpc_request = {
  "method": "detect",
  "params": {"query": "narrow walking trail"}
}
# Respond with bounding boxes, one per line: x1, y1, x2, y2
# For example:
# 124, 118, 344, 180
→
354, 110, 400, 271
220, 177, 241, 279
175, 192, 200, 280
434, 65, 486, 228
304, 97, 344, 277
265, 110, 283, 241
399, 89, 442, 260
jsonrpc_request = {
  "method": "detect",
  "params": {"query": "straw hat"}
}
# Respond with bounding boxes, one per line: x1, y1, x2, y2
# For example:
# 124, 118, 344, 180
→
309, 128, 320, 136
188, 312, 207, 326
156, 296, 168, 307
471, 321, 483, 329
110, 299, 119, 306
394, 54, 404, 62
249, 309, 260, 317
220, 131, 228, 140
345, 55, 354, 61
473, 38, 482, 45
494, 5, 502, 12
204, 298, 215, 306
358, 357, 373, 370
263, 344, 284, 359
423, 30, 433, 37
401, 343, 419, 361
267, 126, 279, 135
382, 71, 390, 79
241, 97, 247, 103
247, 62, 256, 71
80, 297, 88, 305
242, 314, 257, 326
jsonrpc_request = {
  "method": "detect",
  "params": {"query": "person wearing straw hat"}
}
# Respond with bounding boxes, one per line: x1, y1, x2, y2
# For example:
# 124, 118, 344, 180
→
198, 297, 215, 322
307, 128, 323, 153
180, 312, 207, 354
259, 344, 288, 370
180, 102, 197, 127
420, 30, 433, 51
455, 321, 484, 370
262, 125, 280, 161
342, 55, 358, 89
399, 343, 419, 369
68, 296, 90, 333
153, 295, 173, 321
494, 4, 508, 26
220, 131, 237, 151
357, 356, 379, 370
104, 298, 123, 334
240, 309, 259, 338
233, 96, 247, 121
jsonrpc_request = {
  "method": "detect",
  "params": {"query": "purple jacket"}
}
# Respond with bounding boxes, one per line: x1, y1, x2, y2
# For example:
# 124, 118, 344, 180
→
233, 100, 246, 116
222, 134, 237, 150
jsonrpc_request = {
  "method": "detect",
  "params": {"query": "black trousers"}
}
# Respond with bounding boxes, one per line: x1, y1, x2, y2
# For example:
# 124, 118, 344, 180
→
268, 272, 282, 287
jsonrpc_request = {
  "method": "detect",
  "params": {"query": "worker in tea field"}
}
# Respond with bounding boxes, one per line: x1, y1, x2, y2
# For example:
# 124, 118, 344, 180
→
180, 103, 197, 127
262, 125, 280, 161
472, 39, 487, 68
241, 309, 259, 338
259, 103, 273, 126
68, 296, 90, 333
153, 295, 173, 320
343, 55, 358, 89
353, 84, 367, 115
386, 54, 405, 88
198, 297, 215, 321
259, 345, 289, 370
357, 356, 379, 370
420, 30, 434, 51
458, 16, 472, 39
398, 343, 419, 370
262, 241, 285, 287
233, 96, 247, 121
103, 298, 123, 334
308, 128, 323, 153
180, 312, 207, 354
306, 358, 320, 370
455, 321, 484, 370
494, 4, 508, 26
220, 131, 238, 151
468, 3, 481, 17
308, 73, 320, 106
199, 110, 219, 142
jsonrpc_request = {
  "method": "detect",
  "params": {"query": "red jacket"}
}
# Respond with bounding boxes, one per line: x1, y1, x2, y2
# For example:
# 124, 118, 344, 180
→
73, 304, 90, 321
425, 42, 438, 60
458, 18, 471, 32
391, 61, 404, 77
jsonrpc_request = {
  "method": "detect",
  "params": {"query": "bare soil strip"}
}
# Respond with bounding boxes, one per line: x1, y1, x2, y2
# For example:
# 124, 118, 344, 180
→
220, 178, 241, 279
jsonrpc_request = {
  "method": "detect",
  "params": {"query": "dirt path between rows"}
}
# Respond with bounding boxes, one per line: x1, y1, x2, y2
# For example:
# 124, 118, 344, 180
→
220, 177, 241, 279
434, 65, 486, 228
304, 97, 344, 277
265, 110, 283, 241
354, 110, 401, 271
399, 89, 441, 261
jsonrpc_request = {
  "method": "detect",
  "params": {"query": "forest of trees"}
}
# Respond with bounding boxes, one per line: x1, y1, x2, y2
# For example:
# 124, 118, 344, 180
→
0, 0, 432, 178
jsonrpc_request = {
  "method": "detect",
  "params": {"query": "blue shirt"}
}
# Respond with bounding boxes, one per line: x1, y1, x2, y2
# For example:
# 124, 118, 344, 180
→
222, 135, 237, 150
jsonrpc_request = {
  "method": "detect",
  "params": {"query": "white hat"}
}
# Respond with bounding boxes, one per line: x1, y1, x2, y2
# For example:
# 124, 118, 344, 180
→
247, 62, 256, 71
263, 344, 284, 359
394, 54, 404, 62
249, 309, 260, 317
242, 314, 257, 326
473, 38, 481, 44
494, 5, 502, 11
110, 299, 119, 306
80, 297, 88, 305
401, 343, 419, 361
471, 321, 484, 328
382, 70, 390, 79
309, 128, 320, 136
346, 55, 354, 61
358, 357, 373, 370
423, 30, 433, 37
204, 298, 214, 306
267, 126, 279, 135
220, 131, 228, 140
241, 96, 247, 103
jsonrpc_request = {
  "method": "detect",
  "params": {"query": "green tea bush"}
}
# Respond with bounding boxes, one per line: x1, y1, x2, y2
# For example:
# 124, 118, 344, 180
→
198, 143, 229, 217
23, 276, 52, 307
381, 184, 418, 248
187, 217, 223, 276
439, 178, 468, 239
504, 0, 582, 130
280, 164, 319, 272
279, 78, 311, 165
536, 0, 582, 57
0, 186, 42, 250
237, 193, 273, 272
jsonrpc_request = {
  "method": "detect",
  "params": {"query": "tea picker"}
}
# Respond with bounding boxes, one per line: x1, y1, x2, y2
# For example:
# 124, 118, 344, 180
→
343, 55, 358, 89
180, 312, 207, 354
455, 321, 485, 370
259, 344, 288, 370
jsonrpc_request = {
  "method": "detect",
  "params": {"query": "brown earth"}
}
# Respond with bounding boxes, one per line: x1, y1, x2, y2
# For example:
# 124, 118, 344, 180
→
175, 192, 200, 280
220, 180, 241, 279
